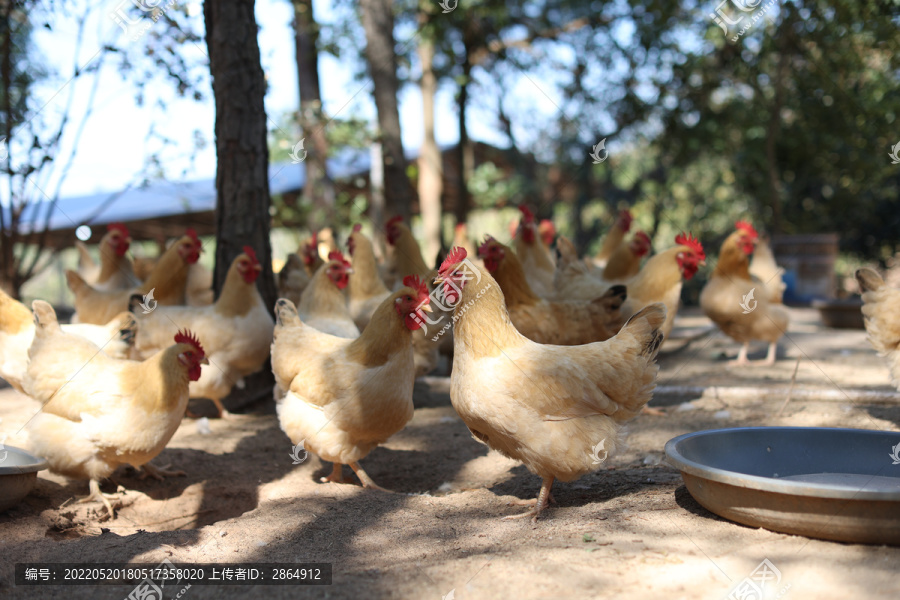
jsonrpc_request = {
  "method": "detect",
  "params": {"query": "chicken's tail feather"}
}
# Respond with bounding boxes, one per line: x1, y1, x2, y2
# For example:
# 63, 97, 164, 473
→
594, 284, 627, 310
110, 311, 138, 348
622, 303, 666, 357
65, 270, 90, 297
31, 300, 62, 336
856, 268, 884, 293
274, 298, 302, 329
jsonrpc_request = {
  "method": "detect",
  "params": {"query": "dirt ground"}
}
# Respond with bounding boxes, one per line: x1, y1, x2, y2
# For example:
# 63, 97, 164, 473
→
1, 307, 898, 600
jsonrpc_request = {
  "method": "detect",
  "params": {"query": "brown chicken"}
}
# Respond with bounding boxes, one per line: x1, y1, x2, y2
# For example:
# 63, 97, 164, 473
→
386, 216, 435, 281
75, 223, 138, 292
513, 206, 556, 297
297, 250, 359, 339
66, 230, 202, 324
552, 236, 613, 301
347, 225, 392, 331
620, 232, 706, 339
435, 247, 666, 520
594, 209, 633, 265
603, 231, 652, 281
856, 268, 900, 388
24, 301, 206, 517
701, 222, 789, 365
478, 237, 626, 345
0, 289, 135, 392
271, 275, 432, 490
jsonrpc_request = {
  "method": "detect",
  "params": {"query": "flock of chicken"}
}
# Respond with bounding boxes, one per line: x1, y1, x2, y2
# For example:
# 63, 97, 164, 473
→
1, 208, 897, 522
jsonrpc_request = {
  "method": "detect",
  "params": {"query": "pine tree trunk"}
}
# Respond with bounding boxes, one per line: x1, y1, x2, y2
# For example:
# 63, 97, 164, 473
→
204, 0, 277, 311
359, 0, 413, 222
293, 0, 334, 230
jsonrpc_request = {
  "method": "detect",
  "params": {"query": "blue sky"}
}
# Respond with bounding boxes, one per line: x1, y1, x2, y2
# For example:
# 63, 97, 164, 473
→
22, 0, 523, 199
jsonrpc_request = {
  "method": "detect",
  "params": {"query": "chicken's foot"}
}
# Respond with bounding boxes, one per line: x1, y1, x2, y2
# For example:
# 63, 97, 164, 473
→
762, 341, 778, 365
211, 398, 236, 420
502, 476, 555, 522
77, 479, 122, 519
349, 462, 391, 492
320, 463, 344, 484
728, 343, 751, 366
140, 463, 186, 480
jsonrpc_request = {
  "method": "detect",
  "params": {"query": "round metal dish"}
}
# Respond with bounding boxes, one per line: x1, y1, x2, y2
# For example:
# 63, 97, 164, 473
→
665, 427, 900, 544
0, 445, 49, 512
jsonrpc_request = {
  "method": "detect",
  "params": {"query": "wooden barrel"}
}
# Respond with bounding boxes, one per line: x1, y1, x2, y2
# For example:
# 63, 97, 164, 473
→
770, 234, 839, 302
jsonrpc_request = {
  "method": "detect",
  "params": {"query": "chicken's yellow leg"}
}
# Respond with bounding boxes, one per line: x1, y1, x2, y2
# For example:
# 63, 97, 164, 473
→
349, 462, 391, 492
320, 463, 344, 484
503, 476, 555, 522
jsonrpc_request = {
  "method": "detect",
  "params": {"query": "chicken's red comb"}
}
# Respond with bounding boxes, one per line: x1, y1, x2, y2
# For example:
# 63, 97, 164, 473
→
352, 223, 362, 234
518, 205, 535, 223
174, 329, 204, 355
618, 209, 633, 231
439, 246, 468, 272
634, 231, 651, 246
675, 232, 705, 260
735, 220, 758, 239
242, 246, 258, 264
402, 274, 429, 302
107, 222, 129, 236
477, 235, 498, 257
185, 228, 199, 244
327, 250, 351, 268
386, 216, 404, 229
310, 231, 318, 244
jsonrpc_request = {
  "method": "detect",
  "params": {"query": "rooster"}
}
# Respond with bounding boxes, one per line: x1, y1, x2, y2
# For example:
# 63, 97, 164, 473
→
435, 247, 666, 520
603, 231, 652, 282
478, 237, 626, 345
129, 247, 273, 418
66, 230, 202, 324
347, 225, 392, 331
297, 250, 359, 339
0, 289, 135, 392
74, 223, 138, 292
271, 275, 432, 490
24, 301, 206, 518
856, 268, 900, 388
700, 221, 789, 365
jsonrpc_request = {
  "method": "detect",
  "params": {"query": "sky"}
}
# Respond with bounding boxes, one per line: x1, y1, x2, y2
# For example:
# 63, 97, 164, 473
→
20, 0, 520, 200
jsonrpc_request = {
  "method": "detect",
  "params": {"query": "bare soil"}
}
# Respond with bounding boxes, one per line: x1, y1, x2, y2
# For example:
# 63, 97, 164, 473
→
1, 307, 898, 599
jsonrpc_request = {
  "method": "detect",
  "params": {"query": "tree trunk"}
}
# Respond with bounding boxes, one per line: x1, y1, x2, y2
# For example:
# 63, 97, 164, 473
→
293, 0, 334, 230
417, 26, 442, 268
204, 0, 277, 310
454, 35, 473, 227
359, 0, 413, 222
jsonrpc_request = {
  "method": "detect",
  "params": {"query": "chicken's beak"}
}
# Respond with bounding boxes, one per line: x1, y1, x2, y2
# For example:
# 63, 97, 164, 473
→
699, 260, 707, 267
433, 275, 444, 285
419, 303, 433, 313
254, 264, 262, 272
201, 357, 210, 365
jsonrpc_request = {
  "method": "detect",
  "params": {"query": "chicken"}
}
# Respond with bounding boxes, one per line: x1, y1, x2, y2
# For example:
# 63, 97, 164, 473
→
620, 232, 706, 339
277, 253, 310, 307
603, 231, 652, 282
185, 262, 215, 306
75, 223, 138, 292
129, 247, 273, 418
478, 237, 626, 345
0, 287, 135, 392
347, 225, 392, 331
594, 209, 633, 265
435, 247, 666, 520
302, 232, 325, 275
700, 221, 789, 365
386, 216, 435, 281
552, 236, 613, 301
297, 250, 360, 339
749, 236, 785, 303
24, 301, 206, 517
856, 268, 900, 388
271, 275, 432, 490
66, 230, 202, 324
512, 206, 556, 297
